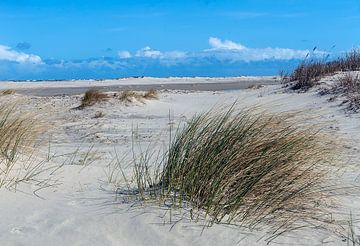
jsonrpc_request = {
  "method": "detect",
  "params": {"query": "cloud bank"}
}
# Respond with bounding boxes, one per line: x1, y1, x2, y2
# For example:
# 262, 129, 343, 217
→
0, 37, 328, 80
206, 37, 323, 61
117, 37, 322, 63
0, 45, 42, 64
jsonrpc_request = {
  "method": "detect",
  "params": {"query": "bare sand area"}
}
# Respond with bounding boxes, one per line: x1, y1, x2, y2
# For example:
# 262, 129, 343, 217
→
0, 76, 279, 96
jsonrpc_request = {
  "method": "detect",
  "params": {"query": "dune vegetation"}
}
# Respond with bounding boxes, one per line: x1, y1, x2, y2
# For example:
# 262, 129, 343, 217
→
77, 88, 160, 108
283, 50, 360, 91
0, 104, 39, 161
79, 88, 109, 108
0, 103, 57, 191
118, 106, 338, 235
1, 89, 16, 95
118, 89, 159, 103
320, 73, 360, 113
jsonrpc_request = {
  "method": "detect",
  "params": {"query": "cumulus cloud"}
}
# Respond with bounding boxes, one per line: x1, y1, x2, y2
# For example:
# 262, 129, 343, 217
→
118, 50, 132, 58
208, 37, 246, 50
206, 37, 324, 61
130, 38, 323, 62
135, 46, 186, 59
136, 46, 162, 58
0, 44, 42, 64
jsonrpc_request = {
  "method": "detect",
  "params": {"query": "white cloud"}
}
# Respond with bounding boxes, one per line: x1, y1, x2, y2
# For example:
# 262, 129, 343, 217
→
136, 46, 162, 58
208, 37, 246, 50
206, 37, 324, 61
118, 50, 132, 58
135, 46, 186, 59
0, 44, 42, 64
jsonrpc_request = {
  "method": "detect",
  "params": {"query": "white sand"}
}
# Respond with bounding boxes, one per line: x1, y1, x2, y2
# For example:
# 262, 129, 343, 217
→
0, 78, 359, 245
0, 76, 277, 89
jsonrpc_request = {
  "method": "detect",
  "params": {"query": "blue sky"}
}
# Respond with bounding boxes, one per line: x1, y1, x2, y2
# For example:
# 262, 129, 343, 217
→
0, 0, 359, 80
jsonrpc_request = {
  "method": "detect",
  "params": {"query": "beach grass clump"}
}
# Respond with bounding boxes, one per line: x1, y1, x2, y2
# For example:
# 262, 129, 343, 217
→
0, 103, 57, 191
337, 73, 360, 94
1, 89, 16, 95
118, 89, 159, 103
143, 89, 159, 99
285, 49, 360, 91
118, 90, 144, 103
286, 61, 337, 90
128, 107, 336, 230
0, 104, 39, 161
79, 89, 109, 108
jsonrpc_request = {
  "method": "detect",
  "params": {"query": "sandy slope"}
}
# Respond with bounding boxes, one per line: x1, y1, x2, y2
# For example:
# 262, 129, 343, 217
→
0, 80, 359, 245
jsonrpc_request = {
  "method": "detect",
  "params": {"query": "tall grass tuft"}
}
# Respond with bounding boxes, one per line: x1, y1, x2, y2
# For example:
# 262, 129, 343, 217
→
0, 103, 59, 191
0, 104, 40, 161
79, 89, 109, 108
126, 107, 337, 232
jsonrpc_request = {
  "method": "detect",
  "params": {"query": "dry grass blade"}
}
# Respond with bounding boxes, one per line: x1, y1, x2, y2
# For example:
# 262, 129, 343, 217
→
347, 212, 360, 246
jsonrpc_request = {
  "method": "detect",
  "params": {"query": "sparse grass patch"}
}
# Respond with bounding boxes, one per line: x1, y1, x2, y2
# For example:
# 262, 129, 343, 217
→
118, 106, 339, 235
118, 90, 144, 103
118, 89, 160, 104
321, 73, 360, 113
143, 89, 159, 99
79, 89, 109, 108
1, 89, 16, 95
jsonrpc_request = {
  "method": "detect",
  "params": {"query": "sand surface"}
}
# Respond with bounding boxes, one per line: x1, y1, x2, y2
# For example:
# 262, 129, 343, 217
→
0, 76, 279, 96
0, 77, 359, 245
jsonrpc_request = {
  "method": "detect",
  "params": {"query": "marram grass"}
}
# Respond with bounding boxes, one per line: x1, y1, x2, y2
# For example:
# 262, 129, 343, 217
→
126, 106, 338, 232
79, 88, 109, 108
0, 104, 40, 161
0, 103, 57, 191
